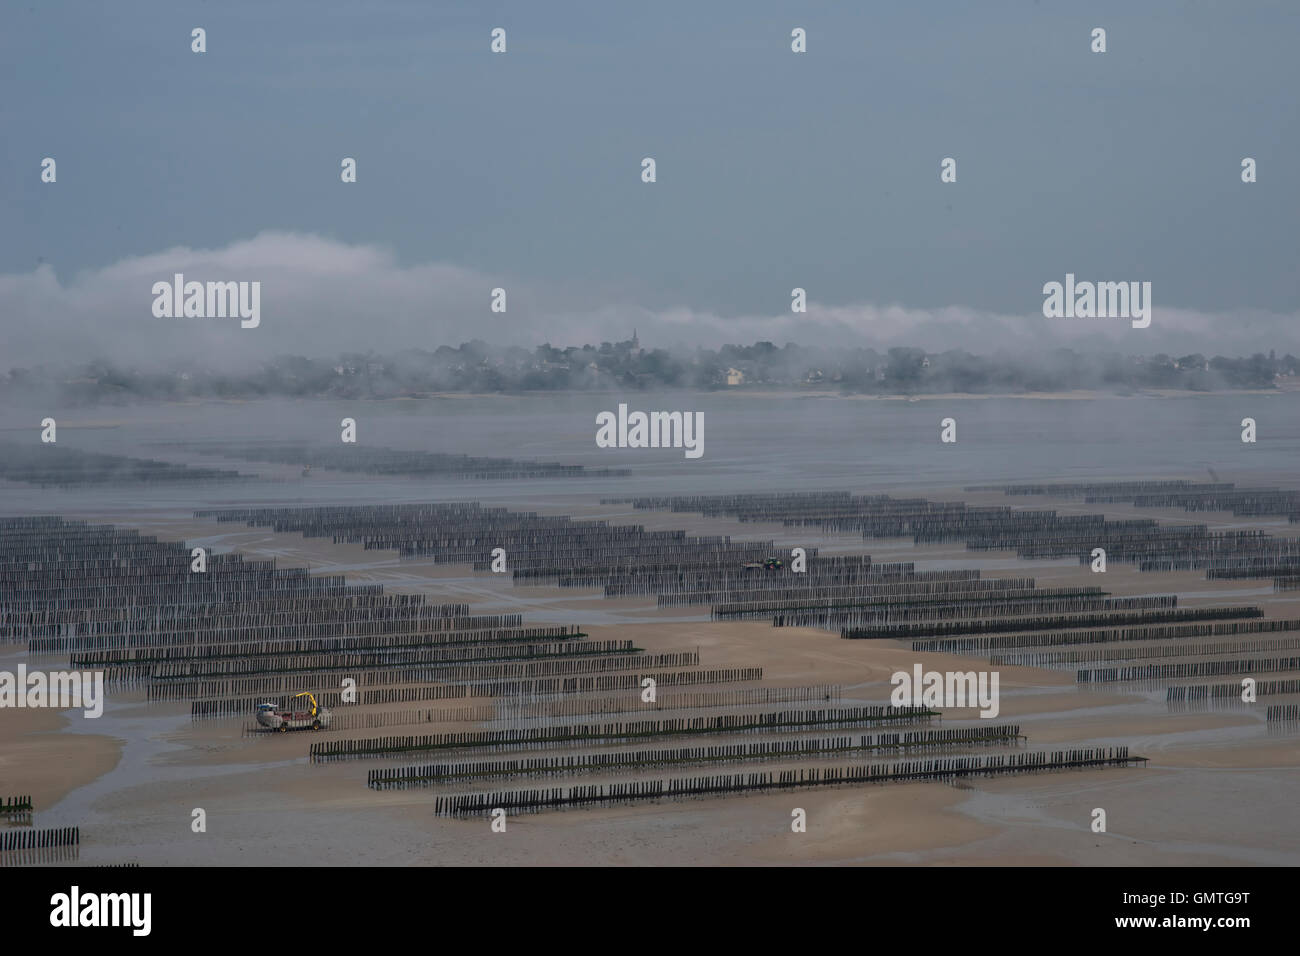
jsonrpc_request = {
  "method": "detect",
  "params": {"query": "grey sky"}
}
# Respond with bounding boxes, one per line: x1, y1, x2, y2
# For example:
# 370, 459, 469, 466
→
3, 0, 1297, 366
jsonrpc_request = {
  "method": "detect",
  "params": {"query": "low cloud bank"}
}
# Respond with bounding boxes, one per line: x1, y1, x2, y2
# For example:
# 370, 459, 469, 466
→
2, 231, 1293, 370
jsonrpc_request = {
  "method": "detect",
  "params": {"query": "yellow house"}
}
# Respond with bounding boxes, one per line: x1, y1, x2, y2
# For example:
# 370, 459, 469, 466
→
725, 368, 745, 386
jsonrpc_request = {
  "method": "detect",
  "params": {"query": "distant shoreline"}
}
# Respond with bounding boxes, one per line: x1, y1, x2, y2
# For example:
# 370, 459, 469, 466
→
6, 386, 1296, 415
159, 385, 1292, 404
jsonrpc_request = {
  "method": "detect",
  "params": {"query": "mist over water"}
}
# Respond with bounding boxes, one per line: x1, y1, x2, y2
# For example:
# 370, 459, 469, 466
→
2, 392, 1296, 517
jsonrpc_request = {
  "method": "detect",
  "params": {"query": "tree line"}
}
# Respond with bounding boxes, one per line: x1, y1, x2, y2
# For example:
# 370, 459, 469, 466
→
2, 339, 1292, 404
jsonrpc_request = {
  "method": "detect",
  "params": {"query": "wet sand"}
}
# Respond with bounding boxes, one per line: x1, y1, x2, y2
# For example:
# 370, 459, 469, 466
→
0, 695, 123, 810
4, 486, 1299, 866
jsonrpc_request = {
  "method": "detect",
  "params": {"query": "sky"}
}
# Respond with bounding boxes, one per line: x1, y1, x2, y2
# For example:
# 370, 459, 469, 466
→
2, 0, 1298, 367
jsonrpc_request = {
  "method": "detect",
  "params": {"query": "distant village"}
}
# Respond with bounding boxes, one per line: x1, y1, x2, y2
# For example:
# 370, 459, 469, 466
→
4, 331, 1295, 404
